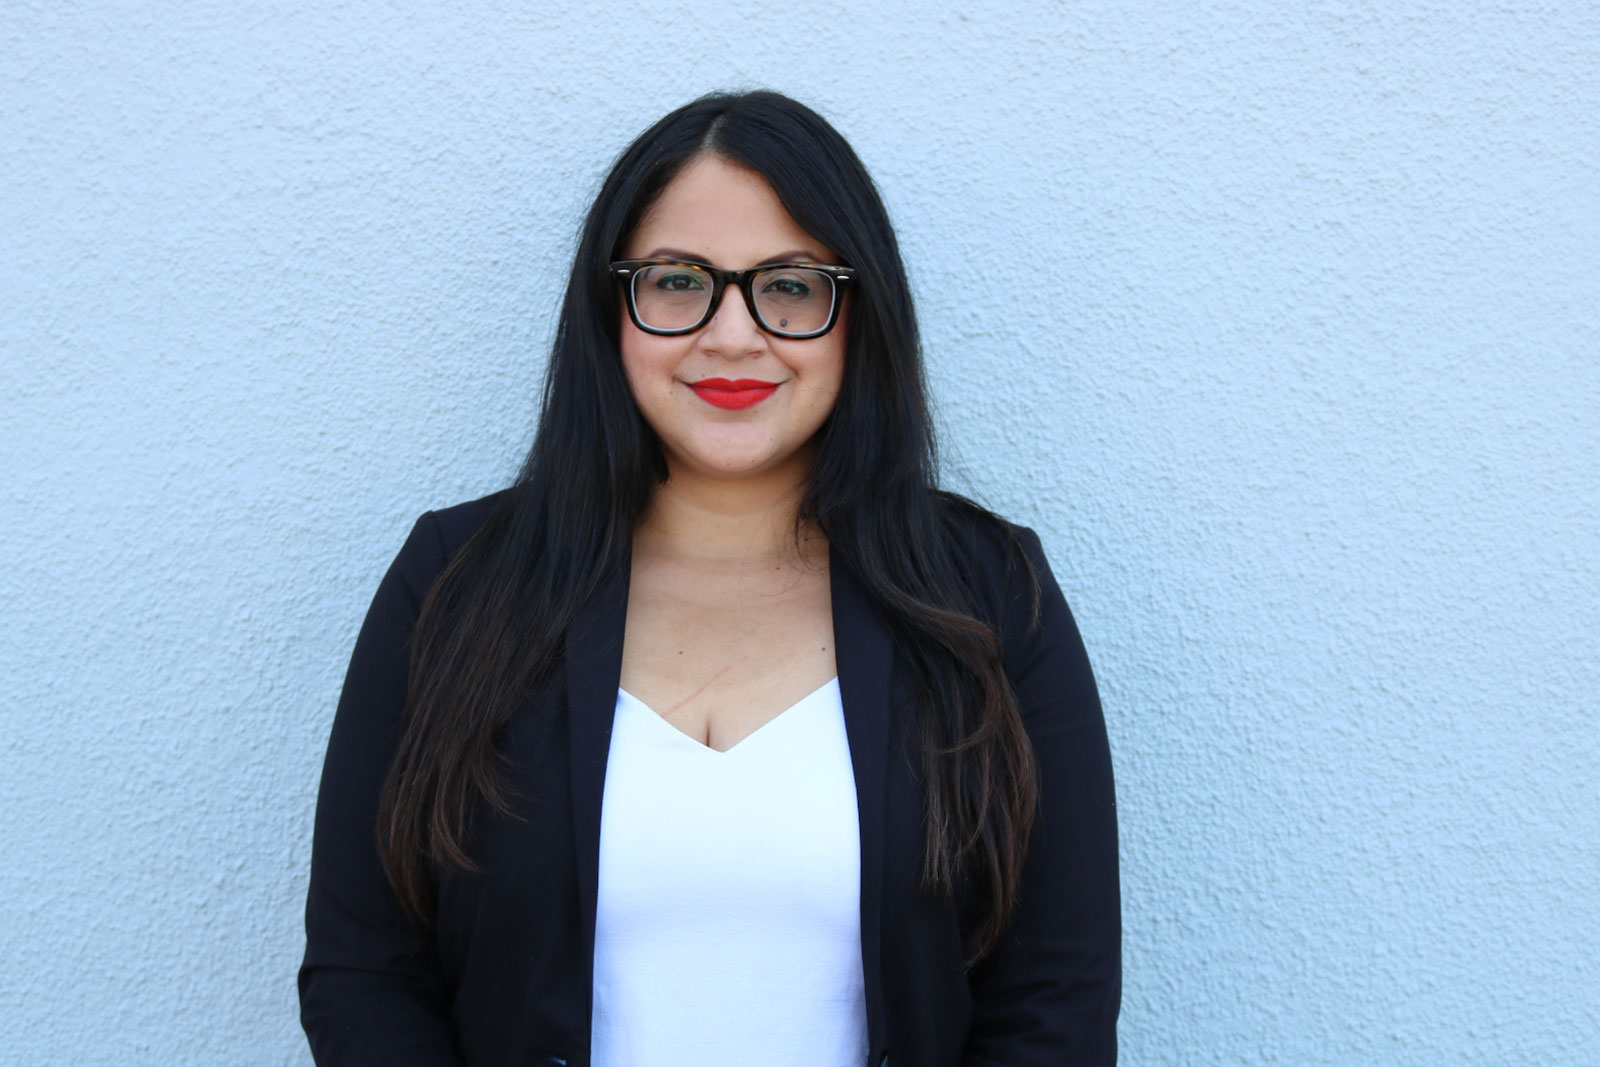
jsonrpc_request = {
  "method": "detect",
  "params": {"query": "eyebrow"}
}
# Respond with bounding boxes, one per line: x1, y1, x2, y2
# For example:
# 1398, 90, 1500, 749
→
642, 246, 832, 267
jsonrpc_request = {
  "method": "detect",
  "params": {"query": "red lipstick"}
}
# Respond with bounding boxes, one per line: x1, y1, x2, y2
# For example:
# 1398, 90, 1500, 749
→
689, 378, 780, 410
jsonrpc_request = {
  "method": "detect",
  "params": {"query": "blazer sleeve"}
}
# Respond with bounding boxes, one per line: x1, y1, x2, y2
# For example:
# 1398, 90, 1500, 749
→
299, 512, 465, 1066
963, 524, 1121, 1065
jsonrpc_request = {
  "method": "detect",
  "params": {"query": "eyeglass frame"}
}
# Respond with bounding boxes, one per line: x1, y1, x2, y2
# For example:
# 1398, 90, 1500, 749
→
609, 259, 856, 340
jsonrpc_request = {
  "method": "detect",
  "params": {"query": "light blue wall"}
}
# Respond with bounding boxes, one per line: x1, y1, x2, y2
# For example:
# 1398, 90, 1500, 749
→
3, 2, 1596, 1063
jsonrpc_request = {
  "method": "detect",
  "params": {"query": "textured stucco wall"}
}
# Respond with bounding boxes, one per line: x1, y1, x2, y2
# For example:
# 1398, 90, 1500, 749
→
3, 2, 1597, 1064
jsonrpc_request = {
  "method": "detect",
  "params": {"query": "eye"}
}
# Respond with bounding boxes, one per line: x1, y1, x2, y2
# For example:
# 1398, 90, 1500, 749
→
760, 274, 813, 299
655, 270, 707, 292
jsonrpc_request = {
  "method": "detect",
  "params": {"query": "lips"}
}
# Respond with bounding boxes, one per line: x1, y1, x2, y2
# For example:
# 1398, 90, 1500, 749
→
688, 378, 780, 410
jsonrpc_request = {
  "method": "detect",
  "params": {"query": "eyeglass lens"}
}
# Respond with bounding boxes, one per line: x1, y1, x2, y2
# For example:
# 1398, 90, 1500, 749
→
629, 264, 836, 335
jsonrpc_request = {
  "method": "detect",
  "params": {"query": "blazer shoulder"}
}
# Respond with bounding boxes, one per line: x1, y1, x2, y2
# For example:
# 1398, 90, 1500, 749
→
933, 490, 1055, 641
934, 490, 1045, 577
427, 488, 512, 556
380, 489, 511, 604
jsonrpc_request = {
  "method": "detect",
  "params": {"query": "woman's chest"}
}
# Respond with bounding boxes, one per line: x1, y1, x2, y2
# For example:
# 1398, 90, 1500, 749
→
618, 556, 837, 752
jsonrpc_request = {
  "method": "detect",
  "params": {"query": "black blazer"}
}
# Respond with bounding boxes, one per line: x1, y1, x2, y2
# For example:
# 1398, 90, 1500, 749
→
300, 492, 1120, 1066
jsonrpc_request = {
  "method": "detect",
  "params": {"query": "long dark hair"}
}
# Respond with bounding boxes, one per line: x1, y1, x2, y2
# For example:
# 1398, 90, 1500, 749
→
379, 90, 1040, 963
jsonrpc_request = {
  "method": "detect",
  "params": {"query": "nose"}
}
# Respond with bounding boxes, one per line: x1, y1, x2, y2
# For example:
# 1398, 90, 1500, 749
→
698, 283, 765, 358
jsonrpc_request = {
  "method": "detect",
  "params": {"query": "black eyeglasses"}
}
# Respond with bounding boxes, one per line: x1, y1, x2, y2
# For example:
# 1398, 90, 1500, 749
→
610, 259, 855, 339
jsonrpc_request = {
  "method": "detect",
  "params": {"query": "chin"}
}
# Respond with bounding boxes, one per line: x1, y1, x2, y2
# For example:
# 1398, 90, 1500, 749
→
665, 444, 803, 481
694, 456, 781, 479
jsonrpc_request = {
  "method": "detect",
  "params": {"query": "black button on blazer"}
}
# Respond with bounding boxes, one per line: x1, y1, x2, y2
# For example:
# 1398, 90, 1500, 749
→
300, 491, 1120, 1066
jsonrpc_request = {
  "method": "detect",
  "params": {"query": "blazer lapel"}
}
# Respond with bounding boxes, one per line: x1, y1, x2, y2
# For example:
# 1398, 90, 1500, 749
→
564, 550, 631, 1016
829, 545, 894, 1056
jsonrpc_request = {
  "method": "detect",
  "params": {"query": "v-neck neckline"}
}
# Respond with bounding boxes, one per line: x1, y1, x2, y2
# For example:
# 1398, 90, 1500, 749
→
616, 676, 840, 755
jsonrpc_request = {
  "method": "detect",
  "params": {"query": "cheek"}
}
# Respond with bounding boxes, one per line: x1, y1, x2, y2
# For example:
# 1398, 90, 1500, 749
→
617, 326, 676, 401
824, 304, 849, 385
808, 321, 848, 408
816, 351, 845, 406
778, 344, 846, 436
617, 334, 645, 397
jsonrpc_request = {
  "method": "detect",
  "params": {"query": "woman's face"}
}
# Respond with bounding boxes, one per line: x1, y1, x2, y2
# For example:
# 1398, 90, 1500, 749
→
617, 154, 848, 485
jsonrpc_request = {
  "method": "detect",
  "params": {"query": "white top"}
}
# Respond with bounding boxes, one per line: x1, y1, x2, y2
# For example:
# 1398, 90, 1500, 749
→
590, 677, 868, 1067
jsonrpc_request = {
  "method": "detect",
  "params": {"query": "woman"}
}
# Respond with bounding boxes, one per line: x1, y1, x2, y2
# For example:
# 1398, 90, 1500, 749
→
300, 90, 1120, 1066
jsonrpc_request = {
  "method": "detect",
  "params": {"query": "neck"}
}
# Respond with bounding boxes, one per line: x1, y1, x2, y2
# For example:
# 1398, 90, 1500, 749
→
634, 460, 822, 566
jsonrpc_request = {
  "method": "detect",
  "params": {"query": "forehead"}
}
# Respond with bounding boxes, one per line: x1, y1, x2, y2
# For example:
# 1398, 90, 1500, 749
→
623, 154, 835, 265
